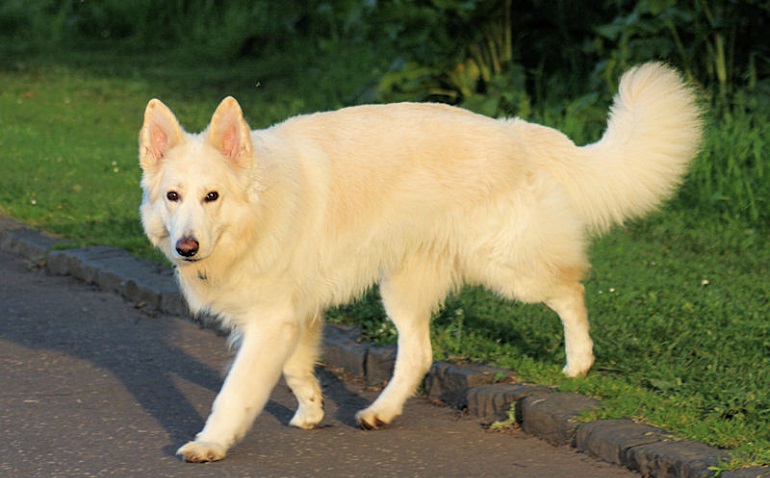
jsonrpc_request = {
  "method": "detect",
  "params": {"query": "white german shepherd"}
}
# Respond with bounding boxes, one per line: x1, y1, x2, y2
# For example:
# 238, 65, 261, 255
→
139, 62, 701, 462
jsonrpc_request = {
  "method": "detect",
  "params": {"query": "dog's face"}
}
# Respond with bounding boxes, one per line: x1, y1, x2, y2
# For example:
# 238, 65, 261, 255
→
138, 97, 254, 264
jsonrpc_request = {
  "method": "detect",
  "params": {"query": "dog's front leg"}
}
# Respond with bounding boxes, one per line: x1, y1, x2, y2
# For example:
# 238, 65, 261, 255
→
177, 319, 300, 463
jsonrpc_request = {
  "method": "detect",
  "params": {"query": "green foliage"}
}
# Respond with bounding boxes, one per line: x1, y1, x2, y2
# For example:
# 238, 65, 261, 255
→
327, 286, 398, 345
372, 0, 598, 117
0, 0, 376, 62
488, 402, 518, 432
588, 0, 770, 104
371, 0, 770, 122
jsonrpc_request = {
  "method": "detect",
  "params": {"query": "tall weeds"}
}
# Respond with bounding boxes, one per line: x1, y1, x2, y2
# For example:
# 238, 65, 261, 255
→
680, 106, 770, 225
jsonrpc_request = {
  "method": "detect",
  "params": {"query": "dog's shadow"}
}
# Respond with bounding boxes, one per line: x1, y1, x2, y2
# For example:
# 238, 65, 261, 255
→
0, 266, 374, 459
159, 366, 374, 457
151, 333, 376, 457
315, 367, 374, 427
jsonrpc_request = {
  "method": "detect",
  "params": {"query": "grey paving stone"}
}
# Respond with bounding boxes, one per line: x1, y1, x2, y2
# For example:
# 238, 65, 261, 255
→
0, 225, 62, 260
45, 248, 80, 276
627, 439, 732, 478
721, 469, 770, 478
576, 419, 669, 466
322, 324, 368, 377
46, 246, 124, 284
46, 246, 167, 310
101, 255, 173, 306
520, 392, 600, 447
159, 286, 189, 317
365, 344, 396, 385
424, 361, 514, 408
466, 383, 552, 423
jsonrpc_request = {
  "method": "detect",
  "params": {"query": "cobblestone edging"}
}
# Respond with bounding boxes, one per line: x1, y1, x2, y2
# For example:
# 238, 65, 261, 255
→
0, 218, 765, 478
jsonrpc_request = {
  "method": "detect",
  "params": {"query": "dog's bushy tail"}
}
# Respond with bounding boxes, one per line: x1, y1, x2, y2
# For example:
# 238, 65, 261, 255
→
550, 62, 703, 232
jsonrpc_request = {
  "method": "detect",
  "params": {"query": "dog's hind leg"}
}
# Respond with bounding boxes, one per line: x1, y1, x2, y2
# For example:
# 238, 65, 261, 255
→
546, 282, 594, 377
284, 314, 324, 429
484, 258, 593, 378
355, 256, 453, 430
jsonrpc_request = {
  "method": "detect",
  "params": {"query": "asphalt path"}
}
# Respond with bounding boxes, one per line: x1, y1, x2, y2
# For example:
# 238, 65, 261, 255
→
0, 249, 638, 477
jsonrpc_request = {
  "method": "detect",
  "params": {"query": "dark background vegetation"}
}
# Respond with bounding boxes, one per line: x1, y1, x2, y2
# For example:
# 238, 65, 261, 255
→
2, 0, 768, 225
3, 0, 769, 107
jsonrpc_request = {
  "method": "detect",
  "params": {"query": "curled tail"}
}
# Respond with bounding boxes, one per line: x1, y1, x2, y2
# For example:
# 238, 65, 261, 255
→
543, 62, 704, 232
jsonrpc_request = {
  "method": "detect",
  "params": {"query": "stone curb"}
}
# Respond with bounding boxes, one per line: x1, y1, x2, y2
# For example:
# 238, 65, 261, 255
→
0, 218, 766, 478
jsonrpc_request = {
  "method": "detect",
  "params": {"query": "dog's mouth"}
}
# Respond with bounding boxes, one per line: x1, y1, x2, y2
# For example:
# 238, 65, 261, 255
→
175, 252, 209, 264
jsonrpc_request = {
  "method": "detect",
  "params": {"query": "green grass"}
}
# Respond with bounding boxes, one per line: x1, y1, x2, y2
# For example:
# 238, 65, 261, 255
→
0, 46, 381, 256
0, 63, 148, 253
1, 48, 768, 469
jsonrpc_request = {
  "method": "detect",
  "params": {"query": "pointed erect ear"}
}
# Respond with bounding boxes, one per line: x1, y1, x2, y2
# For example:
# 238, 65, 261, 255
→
139, 99, 184, 171
205, 96, 253, 167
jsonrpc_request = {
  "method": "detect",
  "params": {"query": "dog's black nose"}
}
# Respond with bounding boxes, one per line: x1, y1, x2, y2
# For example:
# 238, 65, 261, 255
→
175, 237, 199, 258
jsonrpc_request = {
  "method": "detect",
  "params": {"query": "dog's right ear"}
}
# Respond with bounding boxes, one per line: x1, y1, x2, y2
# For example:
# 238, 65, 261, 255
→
139, 99, 184, 171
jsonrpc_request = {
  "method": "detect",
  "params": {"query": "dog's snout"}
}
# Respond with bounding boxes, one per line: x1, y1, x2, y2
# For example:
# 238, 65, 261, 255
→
175, 237, 200, 258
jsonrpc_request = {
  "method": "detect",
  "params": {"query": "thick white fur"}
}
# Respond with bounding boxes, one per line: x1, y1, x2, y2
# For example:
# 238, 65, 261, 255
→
138, 62, 701, 462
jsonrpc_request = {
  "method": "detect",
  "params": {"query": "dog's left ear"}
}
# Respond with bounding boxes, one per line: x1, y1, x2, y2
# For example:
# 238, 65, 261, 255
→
206, 96, 253, 169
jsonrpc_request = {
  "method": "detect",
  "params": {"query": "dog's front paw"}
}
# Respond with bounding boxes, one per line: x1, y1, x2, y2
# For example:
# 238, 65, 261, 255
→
176, 440, 227, 463
355, 406, 398, 430
289, 404, 324, 430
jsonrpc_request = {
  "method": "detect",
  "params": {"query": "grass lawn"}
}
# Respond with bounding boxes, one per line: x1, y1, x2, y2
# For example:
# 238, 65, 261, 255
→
1, 48, 768, 469
0, 46, 373, 255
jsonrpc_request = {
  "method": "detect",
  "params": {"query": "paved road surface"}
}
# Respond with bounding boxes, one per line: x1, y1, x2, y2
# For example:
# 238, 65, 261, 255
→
0, 249, 637, 477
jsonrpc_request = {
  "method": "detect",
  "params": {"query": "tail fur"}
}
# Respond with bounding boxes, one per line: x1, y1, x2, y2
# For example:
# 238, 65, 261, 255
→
546, 62, 703, 232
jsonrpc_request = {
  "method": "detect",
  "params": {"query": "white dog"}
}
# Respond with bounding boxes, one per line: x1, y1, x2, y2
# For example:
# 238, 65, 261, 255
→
138, 62, 701, 462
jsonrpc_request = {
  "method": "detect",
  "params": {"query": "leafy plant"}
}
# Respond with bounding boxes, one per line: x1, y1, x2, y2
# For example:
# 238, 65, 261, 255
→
488, 402, 518, 432
374, 0, 532, 117
588, 0, 770, 103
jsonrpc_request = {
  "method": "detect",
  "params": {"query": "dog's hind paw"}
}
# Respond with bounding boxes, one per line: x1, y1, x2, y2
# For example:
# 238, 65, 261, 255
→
177, 440, 227, 463
562, 353, 594, 378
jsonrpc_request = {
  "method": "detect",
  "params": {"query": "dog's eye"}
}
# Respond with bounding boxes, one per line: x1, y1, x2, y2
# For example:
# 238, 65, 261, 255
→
205, 191, 219, 203
166, 191, 180, 202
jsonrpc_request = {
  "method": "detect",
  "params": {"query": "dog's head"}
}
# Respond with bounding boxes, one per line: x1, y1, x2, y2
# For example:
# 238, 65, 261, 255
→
138, 97, 255, 265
